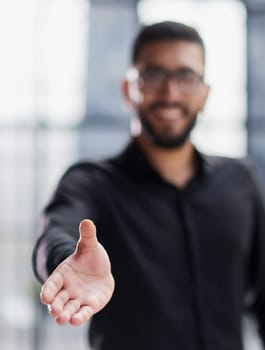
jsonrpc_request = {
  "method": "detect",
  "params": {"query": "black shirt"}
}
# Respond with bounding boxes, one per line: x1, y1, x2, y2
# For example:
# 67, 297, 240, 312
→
33, 140, 265, 350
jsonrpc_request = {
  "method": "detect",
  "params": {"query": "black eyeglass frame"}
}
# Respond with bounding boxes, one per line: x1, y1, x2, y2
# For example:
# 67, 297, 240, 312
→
126, 66, 205, 94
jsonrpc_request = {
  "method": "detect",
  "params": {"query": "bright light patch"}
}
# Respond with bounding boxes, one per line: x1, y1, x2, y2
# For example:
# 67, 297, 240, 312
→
0, 0, 89, 126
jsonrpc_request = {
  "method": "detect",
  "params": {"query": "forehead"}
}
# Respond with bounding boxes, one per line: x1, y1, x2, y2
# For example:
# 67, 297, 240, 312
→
135, 40, 205, 73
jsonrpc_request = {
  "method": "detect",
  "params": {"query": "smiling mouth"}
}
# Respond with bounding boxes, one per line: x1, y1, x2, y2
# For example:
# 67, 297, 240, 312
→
155, 107, 184, 120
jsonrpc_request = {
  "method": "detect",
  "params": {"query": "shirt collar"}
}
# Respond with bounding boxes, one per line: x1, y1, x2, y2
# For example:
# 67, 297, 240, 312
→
113, 138, 212, 183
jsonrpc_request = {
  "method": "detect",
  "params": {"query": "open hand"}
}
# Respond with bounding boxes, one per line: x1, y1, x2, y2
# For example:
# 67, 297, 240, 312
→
40, 219, 115, 326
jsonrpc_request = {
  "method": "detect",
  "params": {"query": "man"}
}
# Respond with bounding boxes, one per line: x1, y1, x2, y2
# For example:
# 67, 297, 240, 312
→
32, 22, 265, 350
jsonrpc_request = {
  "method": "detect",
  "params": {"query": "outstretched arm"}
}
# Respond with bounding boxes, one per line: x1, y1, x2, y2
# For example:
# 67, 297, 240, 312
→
40, 219, 115, 326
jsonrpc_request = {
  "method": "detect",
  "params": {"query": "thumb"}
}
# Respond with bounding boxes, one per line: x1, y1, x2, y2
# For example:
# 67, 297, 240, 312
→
76, 219, 98, 254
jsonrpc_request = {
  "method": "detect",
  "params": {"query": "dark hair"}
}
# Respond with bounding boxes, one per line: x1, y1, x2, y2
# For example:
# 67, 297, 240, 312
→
132, 21, 205, 63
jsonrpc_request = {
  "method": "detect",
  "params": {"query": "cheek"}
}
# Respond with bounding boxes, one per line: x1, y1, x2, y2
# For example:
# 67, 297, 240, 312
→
187, 96, 205, 113
132, 94, 152, 113
138, 91, 160, 107
132, 89, 158, 108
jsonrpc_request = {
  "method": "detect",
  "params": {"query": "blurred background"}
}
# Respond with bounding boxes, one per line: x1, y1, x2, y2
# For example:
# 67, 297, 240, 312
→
0, 0, 265, 349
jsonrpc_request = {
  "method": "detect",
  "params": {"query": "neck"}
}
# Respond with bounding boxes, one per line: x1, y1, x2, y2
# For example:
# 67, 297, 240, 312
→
135, 136, 197, 188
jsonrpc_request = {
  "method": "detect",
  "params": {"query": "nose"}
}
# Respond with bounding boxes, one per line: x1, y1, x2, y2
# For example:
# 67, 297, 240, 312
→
161, 78, 183, 100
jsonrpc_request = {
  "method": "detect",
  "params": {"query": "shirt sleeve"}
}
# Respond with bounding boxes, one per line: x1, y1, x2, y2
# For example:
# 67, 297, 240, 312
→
246, 160, 265, 345
32, 163, 100, 283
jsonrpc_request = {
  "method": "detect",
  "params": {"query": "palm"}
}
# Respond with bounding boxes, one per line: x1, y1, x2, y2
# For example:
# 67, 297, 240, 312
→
40, 219, 115, 326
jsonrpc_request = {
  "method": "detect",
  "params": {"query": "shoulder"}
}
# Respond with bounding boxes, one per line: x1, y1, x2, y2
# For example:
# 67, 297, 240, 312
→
66, 157, 120, 174
203, 153, 260, 186
204, 153, 252, 172
56, 159, 117, 190
63, 161, 105, 176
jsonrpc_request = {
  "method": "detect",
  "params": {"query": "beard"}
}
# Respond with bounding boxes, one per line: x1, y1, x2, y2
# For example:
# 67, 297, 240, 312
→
137, 102, 197, 149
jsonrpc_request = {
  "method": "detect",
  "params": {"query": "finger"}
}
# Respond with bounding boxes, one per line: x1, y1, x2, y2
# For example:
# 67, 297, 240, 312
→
76, 219, 98, 254
55, 299, 81, 325
49, 289, 70, 317
40, 271, 64, 305
70, 306, 94, 326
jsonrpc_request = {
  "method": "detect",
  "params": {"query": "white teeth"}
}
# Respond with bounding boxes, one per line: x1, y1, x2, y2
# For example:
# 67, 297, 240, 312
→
162, 114, 177, 120
157, 108, 182, 120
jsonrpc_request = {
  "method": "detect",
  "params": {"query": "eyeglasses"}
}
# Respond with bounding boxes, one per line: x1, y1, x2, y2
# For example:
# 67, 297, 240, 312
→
127, 66, 204, 94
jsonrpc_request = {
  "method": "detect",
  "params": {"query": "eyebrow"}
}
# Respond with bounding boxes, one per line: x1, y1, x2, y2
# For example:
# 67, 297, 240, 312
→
140, 63, 202, 76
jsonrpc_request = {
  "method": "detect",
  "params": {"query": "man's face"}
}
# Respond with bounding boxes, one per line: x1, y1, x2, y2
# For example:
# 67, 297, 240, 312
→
124, 40, 210, 148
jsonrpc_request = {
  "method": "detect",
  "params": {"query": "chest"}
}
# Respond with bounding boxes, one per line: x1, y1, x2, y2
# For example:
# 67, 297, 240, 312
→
96, 178, 254, 270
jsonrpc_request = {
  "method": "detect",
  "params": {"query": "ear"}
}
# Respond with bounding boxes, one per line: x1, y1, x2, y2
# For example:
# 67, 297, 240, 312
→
121, 79, 131, 105
121, 78, 142, 106
199, 83, 211, 112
